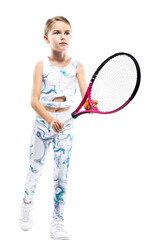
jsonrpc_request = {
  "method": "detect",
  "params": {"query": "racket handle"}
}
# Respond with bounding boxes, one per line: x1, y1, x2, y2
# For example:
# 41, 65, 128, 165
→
62, 115, 73, 127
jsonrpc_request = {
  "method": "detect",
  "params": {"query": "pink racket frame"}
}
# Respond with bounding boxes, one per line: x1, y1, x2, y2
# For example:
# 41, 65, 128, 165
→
74, 82, 131, 116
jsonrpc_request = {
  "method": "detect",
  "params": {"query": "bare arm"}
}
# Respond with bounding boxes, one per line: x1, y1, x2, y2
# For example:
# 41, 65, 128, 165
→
76, 62, 98, 110
76, 62, 88, 98
30, 61, 63, 132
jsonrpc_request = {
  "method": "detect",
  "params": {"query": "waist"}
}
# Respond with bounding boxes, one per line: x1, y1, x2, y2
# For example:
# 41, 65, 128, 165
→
43, 105, 71, 112
40, 98, 74, 109
36, 107, 73, 123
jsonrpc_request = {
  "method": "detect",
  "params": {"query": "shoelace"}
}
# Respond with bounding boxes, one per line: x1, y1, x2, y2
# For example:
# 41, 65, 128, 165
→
52, 223, 66, 233
21, 208, 31, 222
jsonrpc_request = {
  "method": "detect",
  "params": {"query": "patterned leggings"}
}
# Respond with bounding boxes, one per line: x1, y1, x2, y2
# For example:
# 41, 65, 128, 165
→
23, 109, 74, 221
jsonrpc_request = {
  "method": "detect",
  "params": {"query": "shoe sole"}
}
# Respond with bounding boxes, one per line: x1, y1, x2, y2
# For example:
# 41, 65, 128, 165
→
19, 221, 33, 231
50, 232, 70, 240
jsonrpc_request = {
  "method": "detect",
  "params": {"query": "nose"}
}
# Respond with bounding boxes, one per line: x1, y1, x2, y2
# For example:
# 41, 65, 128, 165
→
61, 33, 66, 40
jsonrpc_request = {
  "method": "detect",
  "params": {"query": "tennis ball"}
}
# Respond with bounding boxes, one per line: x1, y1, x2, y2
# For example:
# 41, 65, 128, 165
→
84, 100, 89, 110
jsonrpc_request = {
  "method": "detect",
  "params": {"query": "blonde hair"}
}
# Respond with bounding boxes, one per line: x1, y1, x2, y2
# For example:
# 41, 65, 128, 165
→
44, 16, 72, 37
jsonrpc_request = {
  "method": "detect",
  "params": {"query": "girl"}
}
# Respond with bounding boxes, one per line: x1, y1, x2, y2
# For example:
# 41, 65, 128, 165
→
19, 16, 88, 240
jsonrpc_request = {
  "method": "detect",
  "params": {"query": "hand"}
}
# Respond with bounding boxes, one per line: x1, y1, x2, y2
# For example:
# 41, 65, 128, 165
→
50, 119, 64, 133
84, 99, 98, 111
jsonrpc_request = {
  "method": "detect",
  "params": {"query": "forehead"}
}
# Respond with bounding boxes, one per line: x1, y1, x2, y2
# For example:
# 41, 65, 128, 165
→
50, 21, 72, 31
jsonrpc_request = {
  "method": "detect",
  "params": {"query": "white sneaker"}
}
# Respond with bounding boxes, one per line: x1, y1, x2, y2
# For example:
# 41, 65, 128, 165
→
19, 202, 33, 231
50, 220, 70, 240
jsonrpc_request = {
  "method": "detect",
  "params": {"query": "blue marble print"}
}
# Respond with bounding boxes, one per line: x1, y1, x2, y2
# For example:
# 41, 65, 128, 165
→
60, 70, 75, 78
41, 87, 57, 95
23, 113, 74, 221
40, 57, 78, 108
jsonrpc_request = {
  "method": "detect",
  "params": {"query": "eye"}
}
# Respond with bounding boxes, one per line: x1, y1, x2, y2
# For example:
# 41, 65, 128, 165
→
53, 31, 60, 35
65, 31, 70, 35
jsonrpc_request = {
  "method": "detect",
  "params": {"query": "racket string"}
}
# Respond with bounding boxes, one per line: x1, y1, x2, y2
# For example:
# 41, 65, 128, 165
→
91, 55, 137, 112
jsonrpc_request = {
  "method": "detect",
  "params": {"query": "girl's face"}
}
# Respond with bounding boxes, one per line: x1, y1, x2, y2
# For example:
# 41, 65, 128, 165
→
45, 21, 72, 52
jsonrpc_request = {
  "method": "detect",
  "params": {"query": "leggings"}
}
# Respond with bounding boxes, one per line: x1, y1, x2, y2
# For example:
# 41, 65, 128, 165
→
23, 109, 74, 221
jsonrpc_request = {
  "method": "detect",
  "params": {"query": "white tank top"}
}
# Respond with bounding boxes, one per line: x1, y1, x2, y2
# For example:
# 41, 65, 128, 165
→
41, 57, 78, 108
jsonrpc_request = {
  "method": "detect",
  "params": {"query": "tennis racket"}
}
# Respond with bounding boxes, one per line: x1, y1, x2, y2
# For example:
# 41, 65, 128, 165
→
62, 52, 141, 127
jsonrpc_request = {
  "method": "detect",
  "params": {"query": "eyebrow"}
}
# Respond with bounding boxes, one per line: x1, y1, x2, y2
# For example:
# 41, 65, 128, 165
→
52, 29, 71, 32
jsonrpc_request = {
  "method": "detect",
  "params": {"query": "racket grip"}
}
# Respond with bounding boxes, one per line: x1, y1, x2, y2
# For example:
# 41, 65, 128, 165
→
62, 115, 73, 127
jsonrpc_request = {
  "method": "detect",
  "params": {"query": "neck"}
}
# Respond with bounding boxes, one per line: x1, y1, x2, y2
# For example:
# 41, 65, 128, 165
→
50, 51, 69, 62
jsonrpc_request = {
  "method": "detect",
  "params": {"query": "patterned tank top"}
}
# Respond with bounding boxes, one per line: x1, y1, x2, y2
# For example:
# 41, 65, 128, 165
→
41, 57, 78, 108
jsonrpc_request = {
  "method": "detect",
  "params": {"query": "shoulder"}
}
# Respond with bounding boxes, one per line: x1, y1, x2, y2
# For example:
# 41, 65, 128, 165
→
77, 62, 85, 69
33, 61, 43, 74
76, 62, 85, 75
34, 61, 43, 69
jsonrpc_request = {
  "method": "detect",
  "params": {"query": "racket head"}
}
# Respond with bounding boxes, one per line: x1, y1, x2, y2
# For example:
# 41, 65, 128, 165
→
88, 52, 141, 114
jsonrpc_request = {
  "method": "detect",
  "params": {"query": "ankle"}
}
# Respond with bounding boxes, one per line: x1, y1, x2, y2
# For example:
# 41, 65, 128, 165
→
24, 201, 32, 205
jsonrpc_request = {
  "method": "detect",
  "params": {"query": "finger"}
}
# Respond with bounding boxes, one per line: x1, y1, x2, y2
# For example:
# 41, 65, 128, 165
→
55, 121, 64, 132
57, 120, 64, 131
51, 121, 60, 133
54, 122, 61, 132
51, 120, 64, 133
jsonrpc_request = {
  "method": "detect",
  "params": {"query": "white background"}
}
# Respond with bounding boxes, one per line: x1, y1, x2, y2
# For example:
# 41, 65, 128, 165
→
0, 0, 160, 239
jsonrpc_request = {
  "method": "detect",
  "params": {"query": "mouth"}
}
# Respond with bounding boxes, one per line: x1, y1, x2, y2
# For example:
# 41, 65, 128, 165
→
59, 42, 67, 45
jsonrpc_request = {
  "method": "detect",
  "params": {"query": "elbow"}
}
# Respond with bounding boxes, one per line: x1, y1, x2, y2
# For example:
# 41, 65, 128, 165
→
30, 100, 35, 109
30, 98, 39, 109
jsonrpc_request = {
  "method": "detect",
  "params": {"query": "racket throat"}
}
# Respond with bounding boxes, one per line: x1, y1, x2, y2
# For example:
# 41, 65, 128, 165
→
71, 111, 78, 119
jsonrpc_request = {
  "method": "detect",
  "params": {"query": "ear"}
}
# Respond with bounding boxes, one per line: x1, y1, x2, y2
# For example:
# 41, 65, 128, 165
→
44, 35, 50, 44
